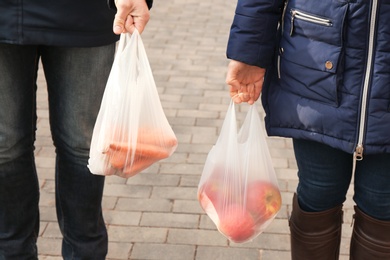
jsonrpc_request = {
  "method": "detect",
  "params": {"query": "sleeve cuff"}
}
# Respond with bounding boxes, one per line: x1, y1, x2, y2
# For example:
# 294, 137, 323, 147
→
107, 0, 153, 10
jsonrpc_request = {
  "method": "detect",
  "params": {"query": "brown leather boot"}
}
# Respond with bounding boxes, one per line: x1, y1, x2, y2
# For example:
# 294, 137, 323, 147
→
350, 206, 390, 259
289, 193, 343, 260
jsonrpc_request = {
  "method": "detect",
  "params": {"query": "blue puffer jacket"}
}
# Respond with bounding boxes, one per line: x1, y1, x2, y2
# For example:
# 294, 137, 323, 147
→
227, 0, 390, 157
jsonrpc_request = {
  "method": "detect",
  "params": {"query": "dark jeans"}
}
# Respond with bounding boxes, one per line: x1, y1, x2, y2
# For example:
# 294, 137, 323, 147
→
293, 139, 390, 221
0, 43, 116, 259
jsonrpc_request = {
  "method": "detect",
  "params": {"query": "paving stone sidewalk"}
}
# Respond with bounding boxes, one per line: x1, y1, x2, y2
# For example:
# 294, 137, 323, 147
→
35, 0, 354, 259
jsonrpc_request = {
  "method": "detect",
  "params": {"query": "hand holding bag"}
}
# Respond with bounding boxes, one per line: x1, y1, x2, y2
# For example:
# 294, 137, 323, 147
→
198, 101, 281, 243
88, 30, 177, 178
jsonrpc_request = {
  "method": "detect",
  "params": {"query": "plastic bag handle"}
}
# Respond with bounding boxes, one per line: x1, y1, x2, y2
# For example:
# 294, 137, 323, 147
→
116, 29, 140, 57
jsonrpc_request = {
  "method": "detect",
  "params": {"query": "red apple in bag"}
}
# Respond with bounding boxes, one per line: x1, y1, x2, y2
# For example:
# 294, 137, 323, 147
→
198, 166, 227, 212
218, 203, 255, 243
246, 180, 282, 224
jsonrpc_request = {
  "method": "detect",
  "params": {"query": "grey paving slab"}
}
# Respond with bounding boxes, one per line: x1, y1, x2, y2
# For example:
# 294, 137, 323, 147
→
131, 243, 196, 260
33, 0, 355, 259
195, 246, 260, 260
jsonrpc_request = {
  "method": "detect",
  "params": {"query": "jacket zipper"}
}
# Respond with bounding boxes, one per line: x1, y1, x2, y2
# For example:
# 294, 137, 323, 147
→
281, 0, 289, 35
290, 9, 332, 36
353, 0, 378, 165
277, 52, 281, 79
278, 0, 289, 79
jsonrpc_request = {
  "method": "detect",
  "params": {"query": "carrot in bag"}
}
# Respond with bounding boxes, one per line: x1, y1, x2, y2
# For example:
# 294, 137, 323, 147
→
105, 144, 166, 177
109, 142, 170, 160
122, 157, 157, 177
106, 147, 128, 169
103, 127, 178, 176
136, 130, 178, 147
103, 153, 156, 177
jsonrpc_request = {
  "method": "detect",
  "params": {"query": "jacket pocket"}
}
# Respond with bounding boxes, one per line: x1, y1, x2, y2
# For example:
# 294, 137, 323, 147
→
289, 9, 332, 36
278, 0, 348, 107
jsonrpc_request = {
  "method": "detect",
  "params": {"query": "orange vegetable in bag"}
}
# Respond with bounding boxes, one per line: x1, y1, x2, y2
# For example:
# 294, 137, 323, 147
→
122, 157, 157, 177
104, 128, 178, 176
135, 131, 178, 148
109, 142, 170, 162
105, 143, 170, 177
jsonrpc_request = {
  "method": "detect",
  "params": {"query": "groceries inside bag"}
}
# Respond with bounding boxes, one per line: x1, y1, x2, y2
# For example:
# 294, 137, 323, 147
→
198, 101, 281, 243
88, 30, 177, 178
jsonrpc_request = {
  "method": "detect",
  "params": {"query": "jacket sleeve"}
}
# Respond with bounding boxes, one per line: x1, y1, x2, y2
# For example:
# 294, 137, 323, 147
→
227, 0, 284, 68
107, 0, 153, 10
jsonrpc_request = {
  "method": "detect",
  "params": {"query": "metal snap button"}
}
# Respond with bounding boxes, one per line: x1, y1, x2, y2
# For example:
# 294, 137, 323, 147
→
325, 61, 333, 70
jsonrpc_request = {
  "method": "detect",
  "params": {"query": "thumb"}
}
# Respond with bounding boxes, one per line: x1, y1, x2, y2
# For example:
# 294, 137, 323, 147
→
113, 14, 126, 34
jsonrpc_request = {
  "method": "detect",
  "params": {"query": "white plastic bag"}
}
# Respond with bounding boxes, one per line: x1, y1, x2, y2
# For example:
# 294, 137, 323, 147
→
198, 101, 281, 243
88, 30, 178, 178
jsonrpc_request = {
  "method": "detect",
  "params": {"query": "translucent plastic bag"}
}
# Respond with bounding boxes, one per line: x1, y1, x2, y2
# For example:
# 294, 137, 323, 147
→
198, 101, 281, 243
88, 30, 178, 178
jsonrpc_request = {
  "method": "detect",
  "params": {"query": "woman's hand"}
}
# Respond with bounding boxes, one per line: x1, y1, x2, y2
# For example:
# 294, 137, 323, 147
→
113, 0, 150, 34
226, 60, 266, 105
